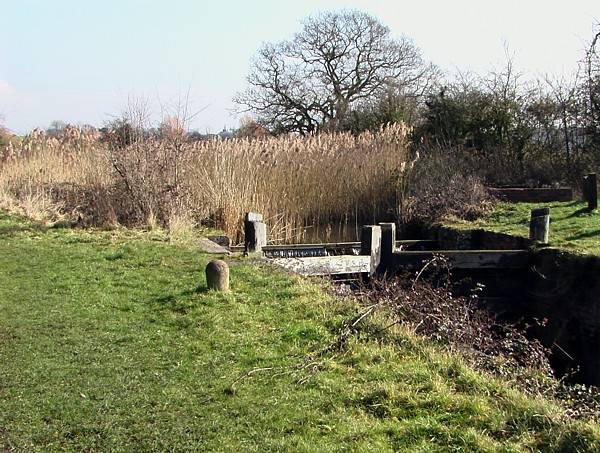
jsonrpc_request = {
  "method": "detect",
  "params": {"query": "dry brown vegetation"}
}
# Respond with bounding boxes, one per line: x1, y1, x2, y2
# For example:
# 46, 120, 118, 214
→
0, 124, 413, 242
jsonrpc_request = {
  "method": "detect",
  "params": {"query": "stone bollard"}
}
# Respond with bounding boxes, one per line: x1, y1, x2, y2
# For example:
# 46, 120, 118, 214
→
529, 207, 550, 244
206, 260, 230, 292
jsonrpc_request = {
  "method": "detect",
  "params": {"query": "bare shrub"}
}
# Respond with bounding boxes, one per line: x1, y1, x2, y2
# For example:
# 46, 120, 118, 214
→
453, 145, 596, 188
359, 275, 552, 376
350, 270, 600, 419
395, 147, 493, 226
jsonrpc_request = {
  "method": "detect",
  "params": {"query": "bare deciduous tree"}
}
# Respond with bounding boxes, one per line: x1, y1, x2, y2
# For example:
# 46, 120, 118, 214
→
582, 28, 600, 149
235, 10, 436, 134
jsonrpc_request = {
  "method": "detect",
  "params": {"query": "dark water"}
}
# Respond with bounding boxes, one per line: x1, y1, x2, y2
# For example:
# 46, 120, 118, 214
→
299, 223, 361, 243
288, 216, 403, 244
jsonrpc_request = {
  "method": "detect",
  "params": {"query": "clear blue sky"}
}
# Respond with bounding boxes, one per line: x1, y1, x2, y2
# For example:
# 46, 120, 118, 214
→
1, 0, 598, 134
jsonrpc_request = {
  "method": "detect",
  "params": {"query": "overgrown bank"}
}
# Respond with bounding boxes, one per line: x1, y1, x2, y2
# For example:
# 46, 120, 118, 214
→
1, 212, 599, 451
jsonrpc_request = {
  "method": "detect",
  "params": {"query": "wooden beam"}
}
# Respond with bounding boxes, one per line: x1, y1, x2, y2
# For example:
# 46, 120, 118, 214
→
263, 243, 356, 250
271, 255, 370, 276
391, 250, 530, 269
264, 240, 436, 250
264, 247, 328, 258
230, 240, 437, 254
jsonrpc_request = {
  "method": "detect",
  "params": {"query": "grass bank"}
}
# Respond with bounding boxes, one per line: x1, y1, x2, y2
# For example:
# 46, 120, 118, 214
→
1, 212, 599, 451
446, 201, 600, 255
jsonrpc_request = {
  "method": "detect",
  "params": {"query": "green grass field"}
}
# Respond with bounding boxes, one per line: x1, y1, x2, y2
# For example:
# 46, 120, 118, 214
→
446, 201, 600, 255
1, 211, 599, 451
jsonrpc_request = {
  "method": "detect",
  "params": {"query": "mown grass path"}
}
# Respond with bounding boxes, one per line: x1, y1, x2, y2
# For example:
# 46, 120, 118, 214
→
0, 212, 599, 451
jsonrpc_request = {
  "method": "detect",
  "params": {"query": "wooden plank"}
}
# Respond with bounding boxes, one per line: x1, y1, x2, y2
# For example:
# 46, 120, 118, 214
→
266, 240, 436, 249
263, 242, 359, 250
231, 239, 436, 253
392, 250, 529, 269
231, 242, 359, 253
271, 255, 370, 276
264, 248, 328, 258
263, 243, 357, 258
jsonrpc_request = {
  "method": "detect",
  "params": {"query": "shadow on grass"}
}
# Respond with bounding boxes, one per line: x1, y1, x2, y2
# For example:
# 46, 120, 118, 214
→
151, 285, 212, 314
0, 223, 48, 236
0, 212, 75, 236
154, 285, 206, 302
562, 207, 594, 220
565, 229, 600, 241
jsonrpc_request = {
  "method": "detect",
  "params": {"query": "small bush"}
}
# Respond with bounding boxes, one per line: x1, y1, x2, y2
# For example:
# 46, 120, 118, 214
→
394, 147, 493, 226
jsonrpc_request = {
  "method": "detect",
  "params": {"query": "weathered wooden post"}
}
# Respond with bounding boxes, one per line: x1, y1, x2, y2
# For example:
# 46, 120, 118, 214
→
206, 260, 230, 291
583, 173, 598, 211
379, 222, 396, 275
244, 212, 267, 255
529, 207, 550, 244
360, 225, 381, 276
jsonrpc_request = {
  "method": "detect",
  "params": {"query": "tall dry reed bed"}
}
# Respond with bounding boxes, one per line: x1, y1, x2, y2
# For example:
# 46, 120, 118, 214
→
0, 124, 410, 242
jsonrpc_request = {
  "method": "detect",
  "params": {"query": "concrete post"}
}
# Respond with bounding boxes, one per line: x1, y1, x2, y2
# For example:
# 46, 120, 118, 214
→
206, 260, 230, 291
244, 212, 267, 255
583, 173, 598, 211
245, 212, 263, 222
379, 222, 396, 274
360, 225, 381, 276
529, 207, 550, 244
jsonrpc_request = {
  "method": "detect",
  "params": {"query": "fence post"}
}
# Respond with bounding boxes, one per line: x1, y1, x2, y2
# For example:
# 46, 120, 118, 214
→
244, 212, 267, 255
360, 225, 382, 276
529, 207, 550, 244
583, 173, 598, 211
379, 222, 396, 275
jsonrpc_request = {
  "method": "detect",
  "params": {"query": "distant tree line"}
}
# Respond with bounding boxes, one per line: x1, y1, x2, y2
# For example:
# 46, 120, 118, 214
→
235, 10, 599, 144
234, 10, 600, 185
33, 10, 598, 187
